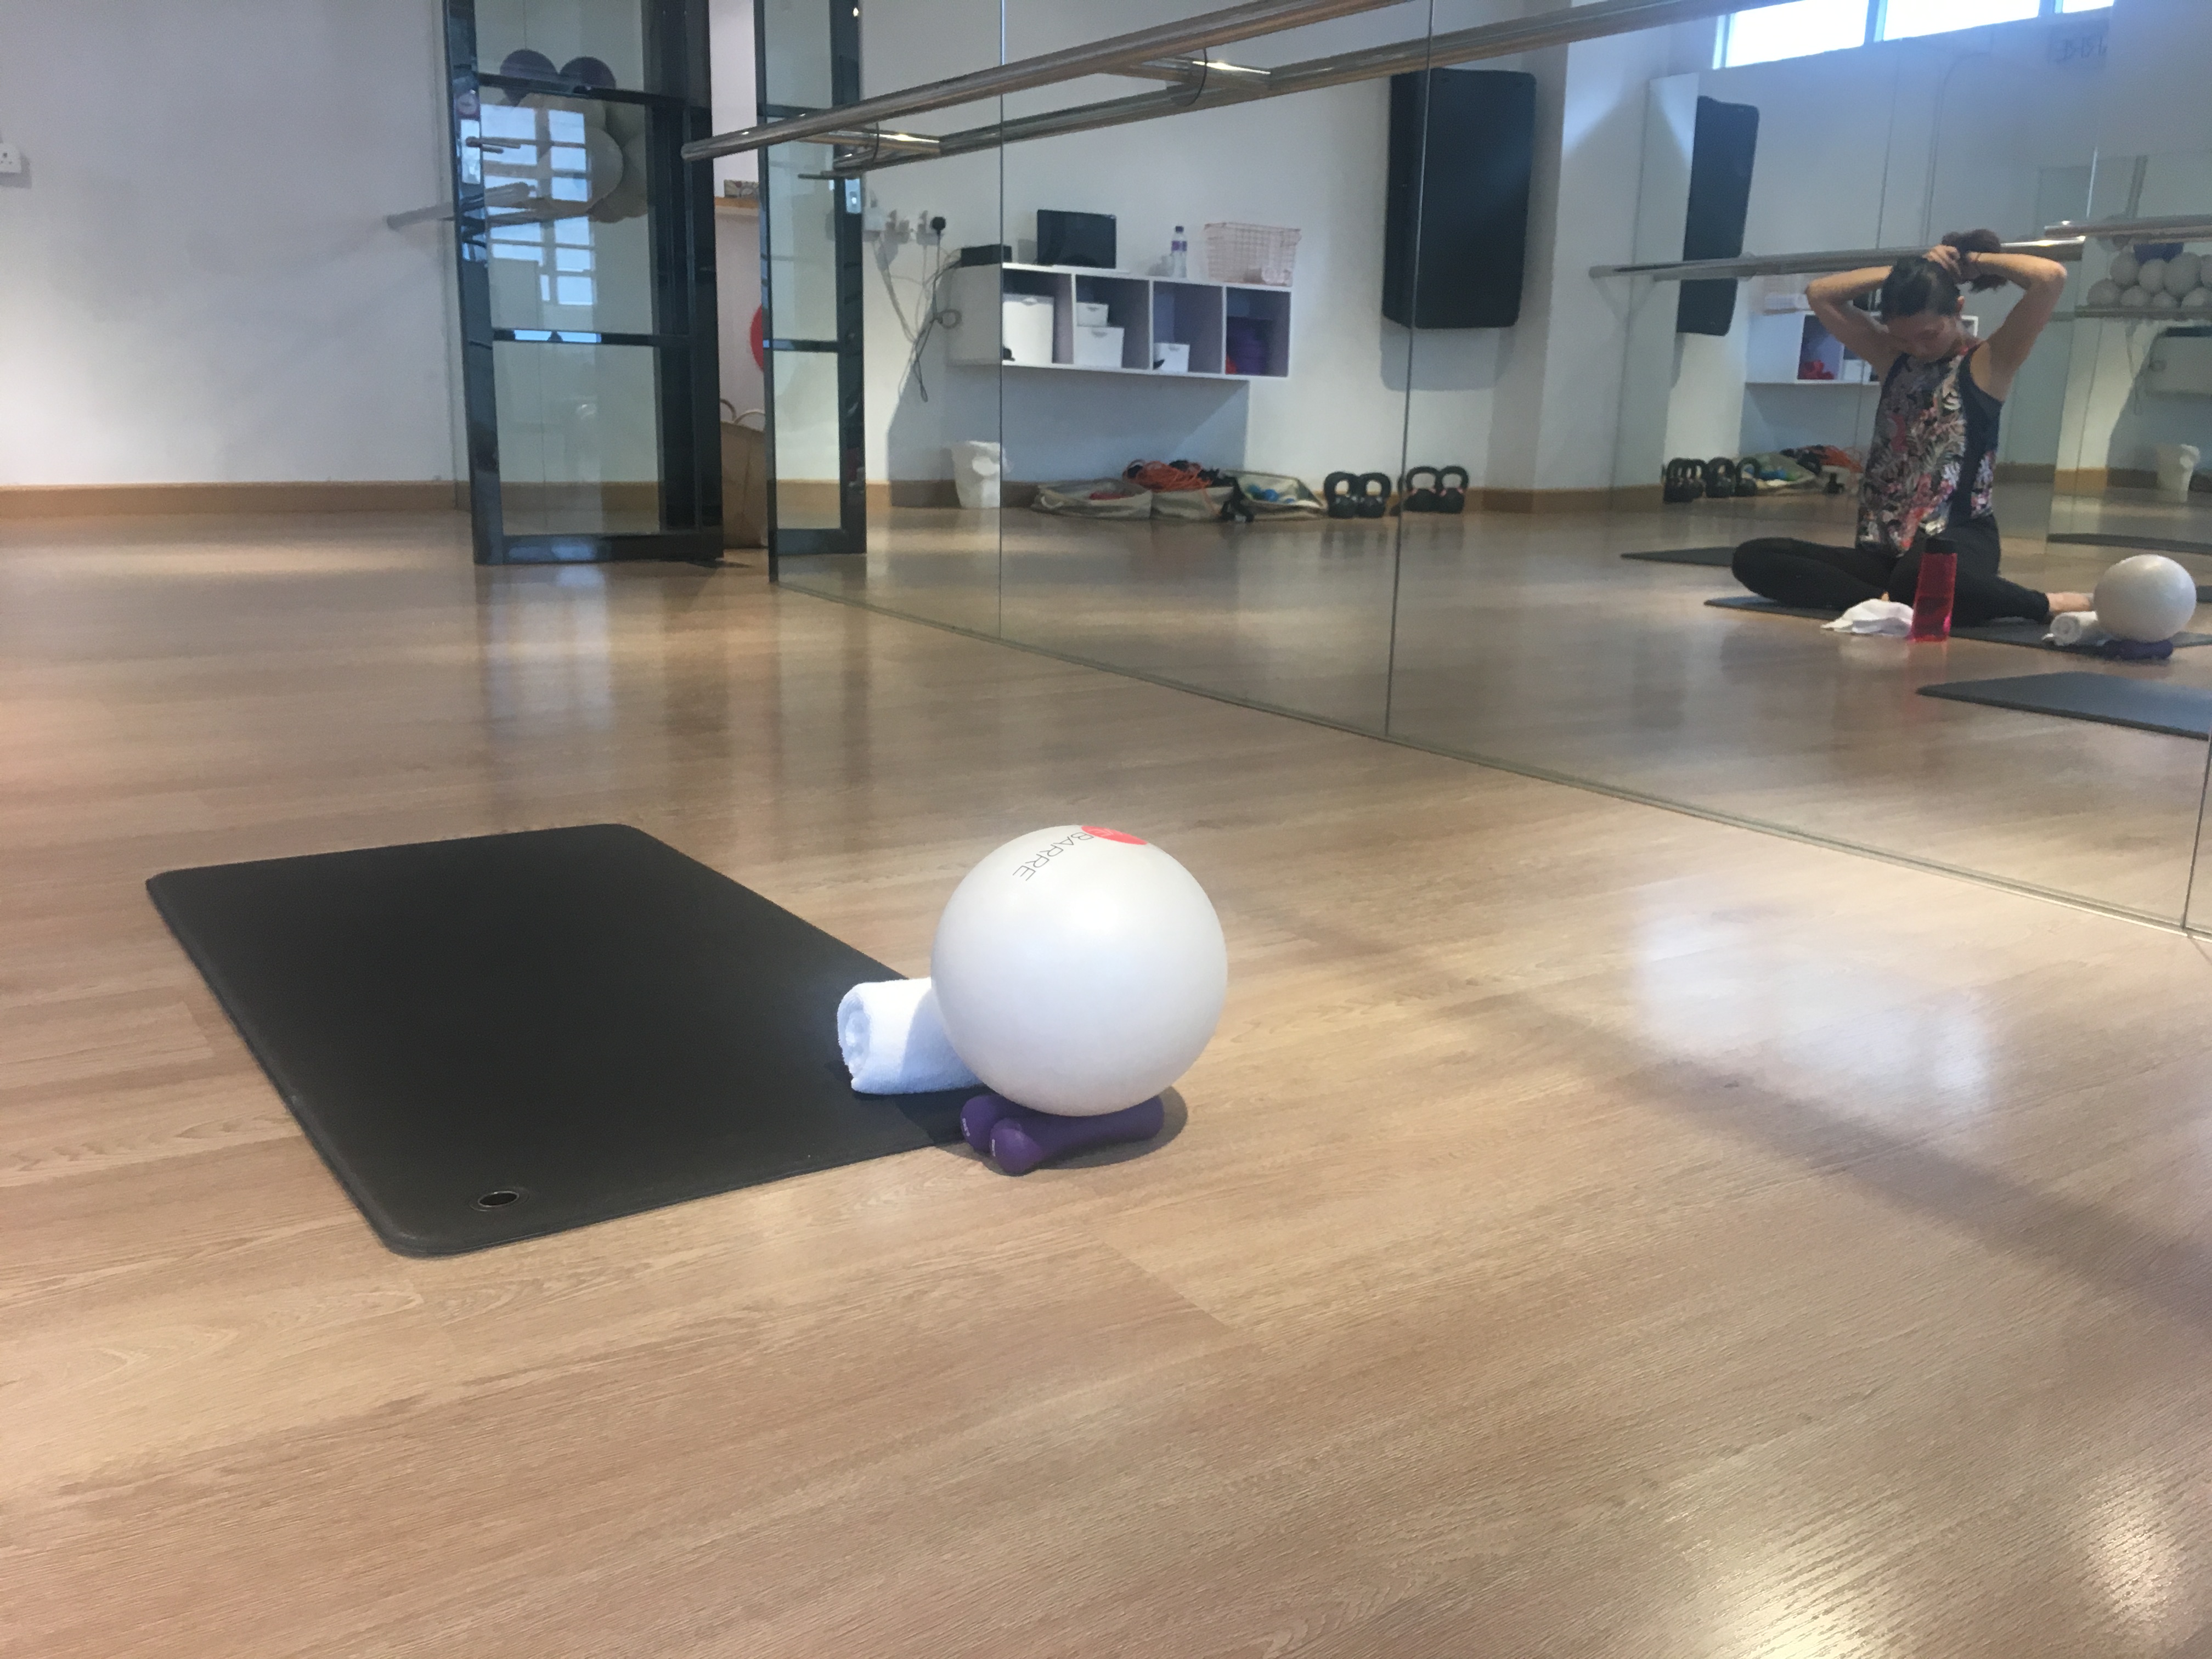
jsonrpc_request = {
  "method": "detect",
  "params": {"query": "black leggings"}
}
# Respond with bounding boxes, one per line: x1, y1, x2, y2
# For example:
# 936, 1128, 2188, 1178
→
1732, 537, 2051, 627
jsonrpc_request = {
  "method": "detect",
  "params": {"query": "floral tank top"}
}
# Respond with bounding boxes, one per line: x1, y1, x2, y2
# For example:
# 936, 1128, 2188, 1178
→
1856, 346, 2001, 558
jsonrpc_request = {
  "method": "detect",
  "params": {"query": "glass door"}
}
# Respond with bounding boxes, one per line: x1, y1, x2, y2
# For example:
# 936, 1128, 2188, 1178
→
444, 0, 721, 563
756, 0, 865, 560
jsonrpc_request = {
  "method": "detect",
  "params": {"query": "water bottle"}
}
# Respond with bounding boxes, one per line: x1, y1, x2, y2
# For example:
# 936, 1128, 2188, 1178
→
1169, 225, 1188, 280
1909, 534, 1957, 642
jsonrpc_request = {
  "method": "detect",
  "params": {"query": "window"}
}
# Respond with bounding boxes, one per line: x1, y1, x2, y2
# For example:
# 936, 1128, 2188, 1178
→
1882, 0, 2038, 36
1720, 0, 2113, 69
1720, 0, 1869, 67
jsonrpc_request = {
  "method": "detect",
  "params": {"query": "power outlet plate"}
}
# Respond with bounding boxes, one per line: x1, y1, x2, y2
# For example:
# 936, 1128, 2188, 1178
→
0, 143, 22, 175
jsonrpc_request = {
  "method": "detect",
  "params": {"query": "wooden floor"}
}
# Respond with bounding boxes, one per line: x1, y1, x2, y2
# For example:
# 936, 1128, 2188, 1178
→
785, 484, 2212, 922
14, 512, 2212, 1657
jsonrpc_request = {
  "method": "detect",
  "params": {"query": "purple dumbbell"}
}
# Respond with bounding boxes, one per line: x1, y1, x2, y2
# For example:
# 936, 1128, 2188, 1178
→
960, 1093, 1165, 1175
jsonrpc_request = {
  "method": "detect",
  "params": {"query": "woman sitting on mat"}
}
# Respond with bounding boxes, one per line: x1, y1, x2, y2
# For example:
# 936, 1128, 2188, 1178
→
1732, 229, 2091, 625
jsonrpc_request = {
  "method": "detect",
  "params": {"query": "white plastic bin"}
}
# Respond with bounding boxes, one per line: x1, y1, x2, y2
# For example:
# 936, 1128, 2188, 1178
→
1001, 294, 1054, 365
2157, 443, 2202, 501
951, 441, 1003, 510
1153, 342, 1190, 373
1073, 325, 1124, 368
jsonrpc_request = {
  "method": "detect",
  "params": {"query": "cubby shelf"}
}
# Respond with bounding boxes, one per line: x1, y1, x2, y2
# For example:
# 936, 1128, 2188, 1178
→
944, 261, 1291, 380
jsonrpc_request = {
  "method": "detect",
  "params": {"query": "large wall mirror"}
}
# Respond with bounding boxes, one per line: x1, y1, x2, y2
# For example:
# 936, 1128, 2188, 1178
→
747, 0, 2212, 932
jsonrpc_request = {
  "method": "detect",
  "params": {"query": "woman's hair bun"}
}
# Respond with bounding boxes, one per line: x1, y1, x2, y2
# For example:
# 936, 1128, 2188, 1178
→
1943, 228, 2008, 291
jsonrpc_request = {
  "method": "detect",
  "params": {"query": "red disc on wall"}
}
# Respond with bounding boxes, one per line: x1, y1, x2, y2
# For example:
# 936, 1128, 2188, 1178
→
749, 306, 765, 371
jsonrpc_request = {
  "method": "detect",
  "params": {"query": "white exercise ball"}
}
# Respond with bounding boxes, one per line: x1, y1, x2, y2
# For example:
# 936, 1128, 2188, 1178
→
2153, 290, 2182, 311
2138, 257, 2170, 295
2166, 251, 2204, 295
932, 824, 1228, 1116
2185, 287, 2212, 312
2112, 250, 2141, 287
2086, 278, 2124, 309
2094, 554, 2199, 642
2123, 285, 2153, 309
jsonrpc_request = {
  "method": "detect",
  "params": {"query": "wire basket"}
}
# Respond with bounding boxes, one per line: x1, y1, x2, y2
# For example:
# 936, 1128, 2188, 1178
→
1204, 222, 1300, 287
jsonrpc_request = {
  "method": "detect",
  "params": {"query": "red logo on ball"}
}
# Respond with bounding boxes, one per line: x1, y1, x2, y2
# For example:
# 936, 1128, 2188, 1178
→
1082, 826, 1147, 845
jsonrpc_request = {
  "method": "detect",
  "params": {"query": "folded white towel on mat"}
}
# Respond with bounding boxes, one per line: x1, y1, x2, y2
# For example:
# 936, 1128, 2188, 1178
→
2047, 610, 2111, 647
837, 977, 980, 1095
1822, 599, 1915, 637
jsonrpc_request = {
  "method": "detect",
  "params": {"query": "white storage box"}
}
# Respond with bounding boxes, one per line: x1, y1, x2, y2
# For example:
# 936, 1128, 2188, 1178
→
1074, 324, 1124, 368
2146, 335, 2212, 396
1074, 301, 1110, 326
1153, 341, 1190, 373
1001, 293, 1055, 365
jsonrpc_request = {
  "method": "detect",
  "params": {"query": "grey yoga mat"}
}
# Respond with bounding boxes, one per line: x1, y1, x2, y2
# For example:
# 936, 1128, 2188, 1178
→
1622, 547, 1738, 567
2046, 532, 2212, 560
148, 825, 973, 1256
1918, 672, 2212, 740
1702, 595, 2212, 653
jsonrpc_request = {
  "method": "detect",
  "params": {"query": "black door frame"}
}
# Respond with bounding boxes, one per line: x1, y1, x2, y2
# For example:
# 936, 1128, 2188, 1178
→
757, 0, 866, 567
441, 0, 723, 565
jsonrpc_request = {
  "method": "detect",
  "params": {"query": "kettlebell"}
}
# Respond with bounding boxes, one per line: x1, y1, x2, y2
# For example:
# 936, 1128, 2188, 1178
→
1436, 465, 1468, 515
1663, 458, 1705, 504
1322, 472, 1361, 519
1356, 473, 1392, 518
1400, 466, 1442, 514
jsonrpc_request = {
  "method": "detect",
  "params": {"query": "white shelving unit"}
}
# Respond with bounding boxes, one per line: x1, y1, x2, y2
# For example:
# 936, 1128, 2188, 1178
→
1745, 309, 1874, 387
944, 262, 1291, 380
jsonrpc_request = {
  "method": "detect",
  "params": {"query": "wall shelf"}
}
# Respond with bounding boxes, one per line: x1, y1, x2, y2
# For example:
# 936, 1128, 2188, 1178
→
2072, 307, 2210, 321
944, 261, 1290, 380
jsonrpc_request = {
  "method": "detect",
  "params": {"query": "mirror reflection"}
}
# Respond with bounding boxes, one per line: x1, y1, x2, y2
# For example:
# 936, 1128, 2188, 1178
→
757, 0, 2212, 928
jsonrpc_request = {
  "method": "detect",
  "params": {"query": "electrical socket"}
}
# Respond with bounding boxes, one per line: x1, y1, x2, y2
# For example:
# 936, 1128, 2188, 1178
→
0, 143, 24, 176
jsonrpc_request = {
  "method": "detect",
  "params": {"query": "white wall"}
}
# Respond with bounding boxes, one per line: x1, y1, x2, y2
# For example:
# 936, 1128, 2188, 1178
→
855, 0, 1561, 488
0, 0, 459, 487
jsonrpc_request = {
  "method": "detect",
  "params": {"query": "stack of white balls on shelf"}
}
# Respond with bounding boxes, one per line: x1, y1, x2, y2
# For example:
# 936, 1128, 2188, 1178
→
2086, 247, 2212, 313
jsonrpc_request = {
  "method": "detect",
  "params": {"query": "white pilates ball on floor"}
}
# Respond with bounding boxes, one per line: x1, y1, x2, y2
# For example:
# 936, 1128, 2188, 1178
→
2138, 257, 2170, 295
2086, 278, 2124, 309
932, 823, 1228, 1116
2185, 287, 2212, 312
2166, 251, 2204, 294
2153, 291, 2182, 311
2094, 554, 2199, 642
2123, 285, 2153, 309
2111, 251, 2141, 287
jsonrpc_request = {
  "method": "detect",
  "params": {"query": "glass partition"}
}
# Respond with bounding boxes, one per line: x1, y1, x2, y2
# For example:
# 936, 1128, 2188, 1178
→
770, 0, 1003, 625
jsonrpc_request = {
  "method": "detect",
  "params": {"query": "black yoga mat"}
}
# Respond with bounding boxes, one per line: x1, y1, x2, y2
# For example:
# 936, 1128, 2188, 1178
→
1705, 594, 1836, 620
2046, 532, 2212, 560
1703, 595, 2212, 653
1623, 546, 1738, 567
148, 825, 968, 1255
1918, 672, 2212, 739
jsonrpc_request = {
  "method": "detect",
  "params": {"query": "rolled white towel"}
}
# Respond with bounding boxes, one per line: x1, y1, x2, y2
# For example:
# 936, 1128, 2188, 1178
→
2048, 609, 2111, 648
837, 977, 980, 1094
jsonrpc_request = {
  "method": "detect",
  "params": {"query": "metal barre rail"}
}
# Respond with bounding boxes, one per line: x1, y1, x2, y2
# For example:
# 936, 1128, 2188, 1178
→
797, 0, 1807, 177
1592, 238, 2087, 283
2044, 215, 2212, 245
680, 0, 1413, 163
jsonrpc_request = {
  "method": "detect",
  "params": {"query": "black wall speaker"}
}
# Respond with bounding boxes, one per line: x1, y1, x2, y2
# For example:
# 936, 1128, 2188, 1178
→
1677, 96, 1759, 337
1383, 68, 1536, 330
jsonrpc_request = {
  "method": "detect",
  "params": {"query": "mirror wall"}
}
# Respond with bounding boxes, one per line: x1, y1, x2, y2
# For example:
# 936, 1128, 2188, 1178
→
771, 0, 2212, 931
